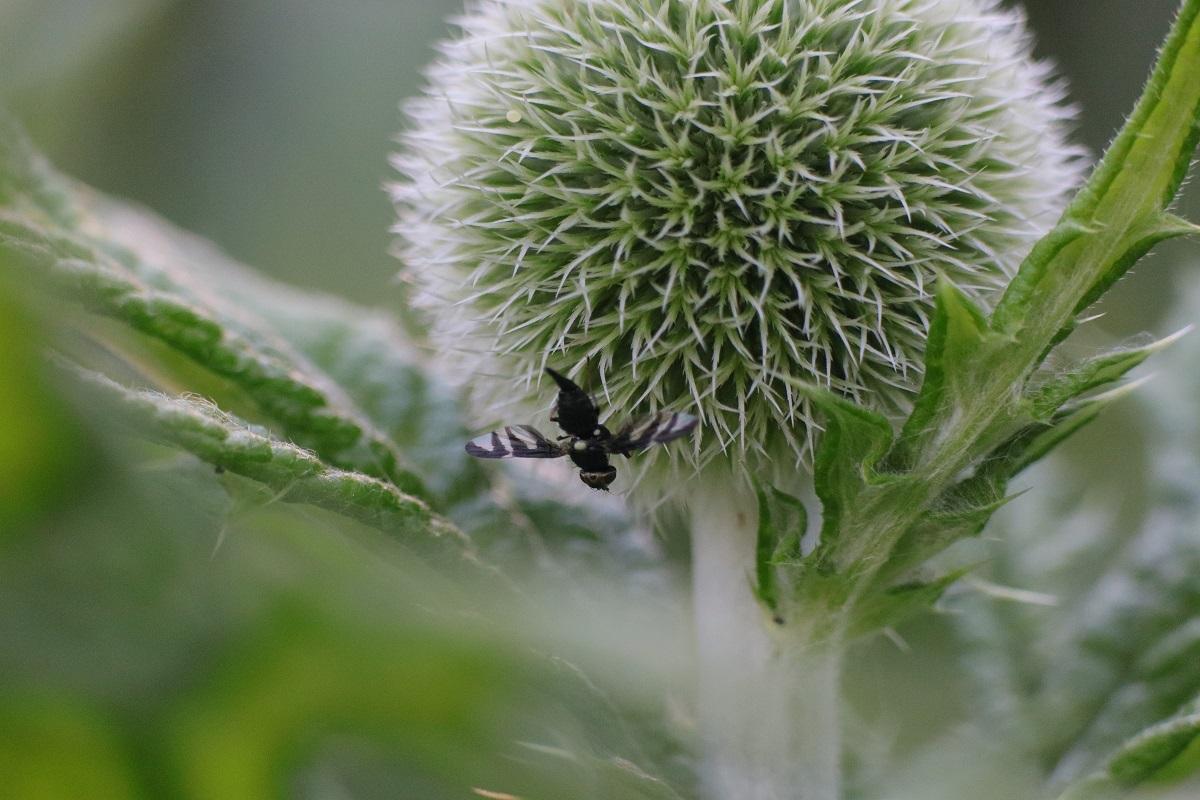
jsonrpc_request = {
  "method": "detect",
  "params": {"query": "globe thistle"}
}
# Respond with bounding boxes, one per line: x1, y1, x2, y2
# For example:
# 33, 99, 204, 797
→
394, 4, 1084, 796
392, 0, 1081, 484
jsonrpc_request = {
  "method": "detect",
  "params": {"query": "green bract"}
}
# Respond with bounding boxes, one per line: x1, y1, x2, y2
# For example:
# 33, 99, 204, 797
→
392, 0, 1082, 479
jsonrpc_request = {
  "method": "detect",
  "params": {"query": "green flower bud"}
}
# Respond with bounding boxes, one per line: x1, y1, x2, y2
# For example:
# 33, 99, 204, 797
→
392, 0, 1082, 485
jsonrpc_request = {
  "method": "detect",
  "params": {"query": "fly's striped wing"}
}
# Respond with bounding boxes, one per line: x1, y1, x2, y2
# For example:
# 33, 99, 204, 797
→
465, 425, 566, 459
610, 412, 698, 455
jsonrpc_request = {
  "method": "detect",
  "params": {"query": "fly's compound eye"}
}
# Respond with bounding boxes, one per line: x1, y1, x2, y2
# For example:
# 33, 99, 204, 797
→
579, 467, 617, 490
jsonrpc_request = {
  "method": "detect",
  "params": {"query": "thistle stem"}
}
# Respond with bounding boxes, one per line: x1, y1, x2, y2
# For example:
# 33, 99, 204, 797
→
690, 478, 843, 800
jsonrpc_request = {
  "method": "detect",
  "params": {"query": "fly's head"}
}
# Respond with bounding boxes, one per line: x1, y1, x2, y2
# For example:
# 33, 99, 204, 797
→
579, 466, 617, 491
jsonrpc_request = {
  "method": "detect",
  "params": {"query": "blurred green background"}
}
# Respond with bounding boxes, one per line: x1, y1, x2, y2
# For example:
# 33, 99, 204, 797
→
2, 1, 1199, 798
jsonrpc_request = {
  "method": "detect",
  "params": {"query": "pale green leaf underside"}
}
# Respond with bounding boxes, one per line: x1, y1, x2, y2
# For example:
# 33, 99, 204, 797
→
954, 414, 1200, 792
66, 361, 465, 549
0, 114, 427, 498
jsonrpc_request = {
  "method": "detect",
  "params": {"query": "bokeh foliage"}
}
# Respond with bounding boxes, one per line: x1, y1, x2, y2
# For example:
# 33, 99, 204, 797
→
1, 2, 1200, 799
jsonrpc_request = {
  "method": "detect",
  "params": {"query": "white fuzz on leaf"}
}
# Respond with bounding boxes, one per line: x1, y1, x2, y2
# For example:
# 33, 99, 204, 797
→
392, 0, 1083, 484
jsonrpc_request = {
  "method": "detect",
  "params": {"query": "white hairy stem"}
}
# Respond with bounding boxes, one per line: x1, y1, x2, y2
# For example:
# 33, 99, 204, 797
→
690, 478, 843, 800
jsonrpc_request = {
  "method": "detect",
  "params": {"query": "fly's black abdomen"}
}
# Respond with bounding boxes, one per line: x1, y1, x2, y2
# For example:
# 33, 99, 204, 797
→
567, 439, 617, 490
567, 442, 610, 472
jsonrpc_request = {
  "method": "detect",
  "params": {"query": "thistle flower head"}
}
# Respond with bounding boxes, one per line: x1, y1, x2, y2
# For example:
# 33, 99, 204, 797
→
392, 0, 1082, 485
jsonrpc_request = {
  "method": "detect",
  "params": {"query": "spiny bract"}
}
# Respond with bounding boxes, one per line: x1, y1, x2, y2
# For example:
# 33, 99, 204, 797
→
392, 0, 1082, 481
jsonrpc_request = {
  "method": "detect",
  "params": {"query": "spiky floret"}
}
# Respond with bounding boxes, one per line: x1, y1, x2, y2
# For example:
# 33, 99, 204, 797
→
392, 0, 1082, 480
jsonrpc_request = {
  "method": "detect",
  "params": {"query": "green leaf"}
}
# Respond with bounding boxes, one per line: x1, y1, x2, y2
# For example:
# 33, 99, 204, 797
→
0, 112, 427, 499
988, 221, 1094, 335
1108, 703, 1200, 785
867, 489, 1013, 598
848, 568, 969, 638
806, 387, 894, 564
993, 0, 1200, 339
751, 480, 808, 615
63, 361, 469, 553
895, 282, 992, 465
0, 111, 73, 220
1076, 213, 1200, 316
1026, 331, 1188, 420
1057, 698, 1200, 800
1007, 399, 1109, 475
